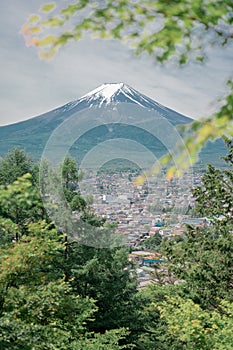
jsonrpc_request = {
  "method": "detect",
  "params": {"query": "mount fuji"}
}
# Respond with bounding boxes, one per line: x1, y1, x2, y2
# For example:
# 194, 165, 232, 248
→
0, 83, 226, 166
76, 82, 192, 124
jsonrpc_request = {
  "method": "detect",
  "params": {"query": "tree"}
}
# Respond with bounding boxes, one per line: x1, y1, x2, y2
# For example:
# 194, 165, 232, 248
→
134, 284, 182, 350
62, 155, 83, 190
22, 1, 233, 176
143, 232, 162, 250
159, 142, 233, 308
0, 174, 45, 241
135, 141, 233, 349
137, 277, 233, 349
62, 243, 139, 334
61, 155, 86, 211
158, 297, 233, 350
192, 137, 233, 224
161, 223, 233, 308
0, 148, 38, 185
38, 156, 141, 346
0, 175, 130, 349
158, 144, 233, 308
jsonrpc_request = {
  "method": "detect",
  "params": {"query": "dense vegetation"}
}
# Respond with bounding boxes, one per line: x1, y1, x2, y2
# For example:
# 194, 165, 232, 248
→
0, 146, 232, 349
0, 2, 230, 347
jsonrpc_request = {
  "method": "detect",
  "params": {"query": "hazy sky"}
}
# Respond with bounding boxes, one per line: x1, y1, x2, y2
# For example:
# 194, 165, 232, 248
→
0, 1, 232, 126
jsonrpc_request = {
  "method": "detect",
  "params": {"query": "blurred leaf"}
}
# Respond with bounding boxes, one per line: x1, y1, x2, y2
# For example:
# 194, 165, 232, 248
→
37, 35, 56, 46
30, 26, 42, 34
166, 166, 176, 181
40, 2, 56, 13
42, 17, 64, 27
134, 174, 146, 186
28, 14, 40, 24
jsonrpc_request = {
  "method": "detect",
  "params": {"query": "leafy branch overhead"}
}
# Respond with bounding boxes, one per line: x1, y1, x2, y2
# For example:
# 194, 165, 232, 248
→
22, 1, 233, 178
22, 0, 233, 63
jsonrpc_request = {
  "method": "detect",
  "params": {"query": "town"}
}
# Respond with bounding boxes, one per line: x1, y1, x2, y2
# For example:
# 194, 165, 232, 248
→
81, 167, 205, 243
78, 166, 207, 286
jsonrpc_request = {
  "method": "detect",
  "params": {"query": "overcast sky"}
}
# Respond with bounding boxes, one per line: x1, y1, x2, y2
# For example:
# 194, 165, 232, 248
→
0, 1, 232, 126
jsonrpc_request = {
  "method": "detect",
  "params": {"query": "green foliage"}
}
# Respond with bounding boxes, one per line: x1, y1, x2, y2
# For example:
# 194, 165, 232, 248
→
60, 242, 139, 335
73, 328, 131, 350
158, 297, 233, 350
0, 175, 131, 349
61, 155, 86, 211
159, 143, 233, 307
0, 218, 18, 247
28, 14, 40, 24
0, 221, 94, 349
22, 0, 233, 63
161, 225, 233, 307
2, 145, 233, 348
0, 148, 38, 185
0, 174, 45, 240
143, 232, 162, 250
0, 163, 138, 348
137, 143, 233, 349
70, 193, 86, 211
181, 142, 233, 306
39, 155, 139, 342
40, 2, 56, 13
136, 284, 185, 350
39, 155, 111, 247
62, 155, 80, 188
192, 138, 233, 223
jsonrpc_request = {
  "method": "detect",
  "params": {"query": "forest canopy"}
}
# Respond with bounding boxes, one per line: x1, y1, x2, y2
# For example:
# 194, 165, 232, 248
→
0, 146, 233, 348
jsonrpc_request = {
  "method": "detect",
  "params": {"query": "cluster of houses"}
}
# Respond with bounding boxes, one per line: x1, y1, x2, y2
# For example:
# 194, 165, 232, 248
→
80, 169, 205, 245
79, 168, 207, 287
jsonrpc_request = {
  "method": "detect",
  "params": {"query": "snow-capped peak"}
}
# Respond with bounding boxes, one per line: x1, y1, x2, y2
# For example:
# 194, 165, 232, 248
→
80, 82, 126, 104
70, 82, 192, 124
78, 82, 173, 111
79, 82, 162, 109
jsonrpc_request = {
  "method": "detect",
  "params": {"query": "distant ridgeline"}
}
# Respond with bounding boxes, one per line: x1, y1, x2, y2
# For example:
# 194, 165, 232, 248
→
0, 83, 227, 169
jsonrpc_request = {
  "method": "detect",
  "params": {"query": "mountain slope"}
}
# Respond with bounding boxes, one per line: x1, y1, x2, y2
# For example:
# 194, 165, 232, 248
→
0, 83, 226, 166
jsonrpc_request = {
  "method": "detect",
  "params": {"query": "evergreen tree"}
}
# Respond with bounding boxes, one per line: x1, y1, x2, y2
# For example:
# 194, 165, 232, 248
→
161, 139, 233, 307
0, 175, 131, 349
0, 174, 45, 241
0, 148, 38, 185
137, 140, 233, 349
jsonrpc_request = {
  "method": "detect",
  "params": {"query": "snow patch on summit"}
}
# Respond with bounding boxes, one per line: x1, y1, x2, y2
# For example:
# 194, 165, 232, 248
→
71, 82, 191, 124
81, 83, 125, 104
35, 82, 192, 126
